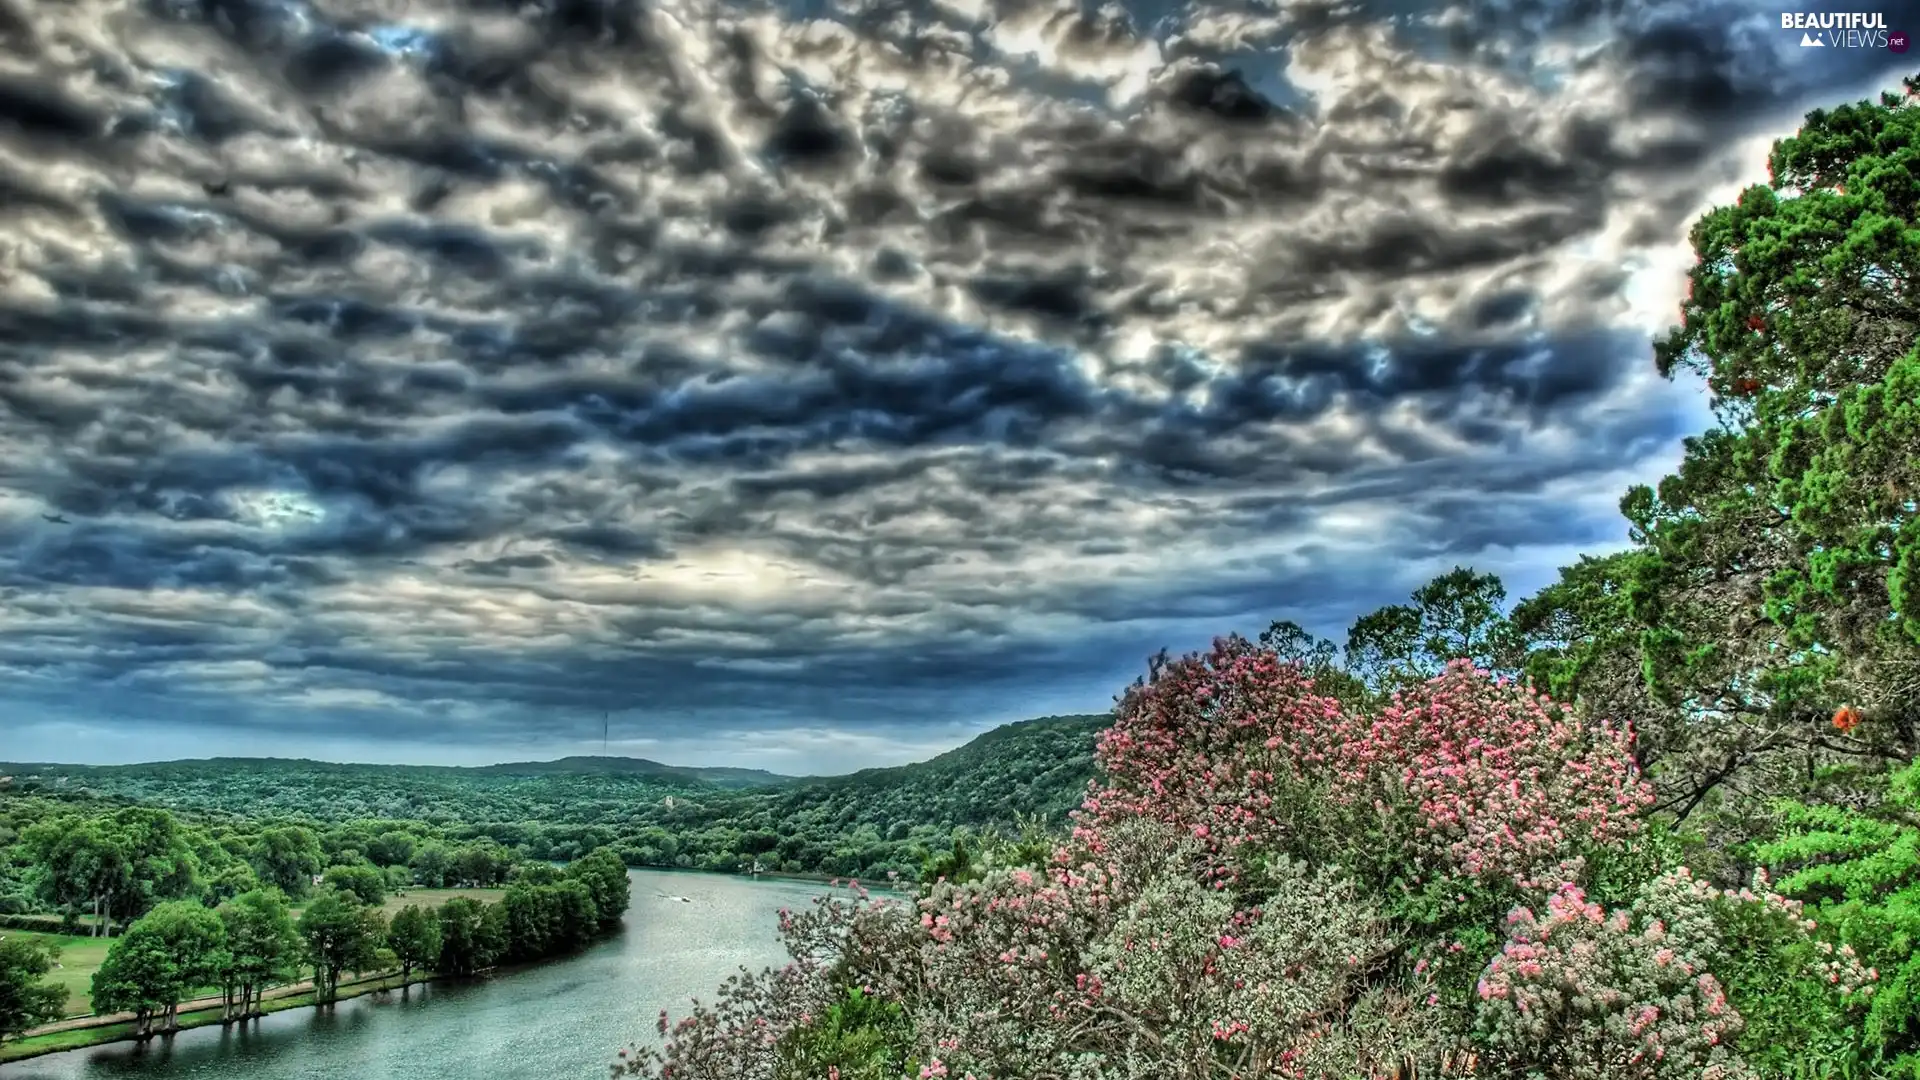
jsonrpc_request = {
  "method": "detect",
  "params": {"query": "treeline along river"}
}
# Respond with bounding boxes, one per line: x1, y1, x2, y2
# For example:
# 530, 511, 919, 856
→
0, 870, 826, 1079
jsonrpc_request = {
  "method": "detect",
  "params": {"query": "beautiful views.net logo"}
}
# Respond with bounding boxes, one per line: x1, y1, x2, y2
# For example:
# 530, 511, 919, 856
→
1781, 11, 1907, 50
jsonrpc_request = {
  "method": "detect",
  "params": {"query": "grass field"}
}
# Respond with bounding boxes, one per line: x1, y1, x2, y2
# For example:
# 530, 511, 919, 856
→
1, 932, 111, 1017
5, 887, 501, 1017
368, 886, 501, 917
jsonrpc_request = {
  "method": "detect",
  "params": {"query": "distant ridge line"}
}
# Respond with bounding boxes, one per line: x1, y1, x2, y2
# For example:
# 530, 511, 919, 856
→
0, 712, 1114, 783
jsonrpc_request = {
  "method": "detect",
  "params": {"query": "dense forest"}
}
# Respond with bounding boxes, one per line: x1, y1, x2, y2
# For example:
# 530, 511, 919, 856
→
1, 713, 1107, 882
0, 793, 631, 1046
616, 86, 1920, 1080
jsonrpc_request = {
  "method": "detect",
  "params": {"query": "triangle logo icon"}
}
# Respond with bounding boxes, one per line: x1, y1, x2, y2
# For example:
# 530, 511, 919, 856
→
1801, 31, 1824, 45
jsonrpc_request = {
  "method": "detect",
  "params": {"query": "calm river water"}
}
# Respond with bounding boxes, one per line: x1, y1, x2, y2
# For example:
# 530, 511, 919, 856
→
1, 870, 831, 1080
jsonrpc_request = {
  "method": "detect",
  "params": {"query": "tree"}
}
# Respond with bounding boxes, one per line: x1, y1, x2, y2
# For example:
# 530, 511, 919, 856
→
451, 843, 510, 887
436, 897, 497, 976
367, 830, 416, 868
1343, 567, 1519, 696
201, 860, 262, 907
500, 885, 554, 961
321, 863, 387, 906
21, 818, 128, 937
91, 900, 228, 1037
1256, 619, 1367, 702
1548, 81, 1920, 823
296, 890, 383, 1004
385, 905, 441, 984
566, 848, 630, 928
251, 827, 324, 899
409, 842, 452, 888
0, 937, 66, 1042
215, 889, 298, 1022
109, 808, 200, 930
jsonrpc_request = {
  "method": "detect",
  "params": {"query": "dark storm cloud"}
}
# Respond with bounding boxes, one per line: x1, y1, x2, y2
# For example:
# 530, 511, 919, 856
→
0, 0, 1898, 770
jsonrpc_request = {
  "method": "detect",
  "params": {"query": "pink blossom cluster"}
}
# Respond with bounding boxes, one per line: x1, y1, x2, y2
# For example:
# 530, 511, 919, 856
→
1475, 878, 1754, 1080
1081, 643, 1653, 888
1475, 867, 1877, 1080
1355, 661, 1656, 883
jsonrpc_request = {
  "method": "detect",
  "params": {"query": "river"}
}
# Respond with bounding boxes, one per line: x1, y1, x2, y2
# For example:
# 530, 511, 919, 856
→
1, 870, 835, 1080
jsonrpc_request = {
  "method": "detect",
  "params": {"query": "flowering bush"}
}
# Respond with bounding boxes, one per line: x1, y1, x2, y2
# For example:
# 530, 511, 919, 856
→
1346, 661, 1653, 888
619, 640, 1663, 1080
905, 822, 1409, 1079
1475, 868, 1876, 1080
1080, 646, 1653, 898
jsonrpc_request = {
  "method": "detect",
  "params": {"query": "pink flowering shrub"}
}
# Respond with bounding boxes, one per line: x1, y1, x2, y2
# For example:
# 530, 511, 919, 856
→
1343, 660, 1654, 888
1475, 868, 1876, 1080
1081, 645, 1652, 896
618, 820, 1454, 1079
904, 821, 1418, 1078
1073, 638, 1349, 883
618, 639, 1664, 1080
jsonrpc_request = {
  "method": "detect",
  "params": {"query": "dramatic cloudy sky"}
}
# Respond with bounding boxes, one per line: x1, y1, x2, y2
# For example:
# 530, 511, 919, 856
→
0, 0, 1912, 772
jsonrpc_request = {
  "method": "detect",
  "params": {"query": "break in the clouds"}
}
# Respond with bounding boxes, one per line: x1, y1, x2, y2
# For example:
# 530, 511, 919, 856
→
0, 0, 1912, 773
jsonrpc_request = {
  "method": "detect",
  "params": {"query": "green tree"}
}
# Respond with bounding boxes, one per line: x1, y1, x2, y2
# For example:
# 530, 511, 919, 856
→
1756, 759, 1920, 1073
435, 897, 497, 976
551, 880, 600, 951
450, 843, 510, 887
385, 905, 441, 984
201, 860, 262, 907
251, 827, 324, 899
91, 900, 227, 1036
565, 847, 631, 927
408, 842, 453, 888
1257, 619, 1367, 702
367, 830, 416, 868
500, 885, 554, 961
109, 808, 200, 930
1549, 81, 1920, 825
321, 863, 387, 906
296, 890, 383, 1003
214, 889, 298, 1022
21, 818, 128, 936
0, 937, 67, 1042
1343, 567, 1518, 696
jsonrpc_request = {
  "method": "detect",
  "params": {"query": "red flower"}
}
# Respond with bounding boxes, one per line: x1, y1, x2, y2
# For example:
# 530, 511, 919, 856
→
1832, 706, 1861, 734
1746, 314, 1766, 332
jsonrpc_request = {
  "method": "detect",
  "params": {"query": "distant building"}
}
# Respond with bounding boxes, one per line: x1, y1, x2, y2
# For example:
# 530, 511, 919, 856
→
0, 777, 11, 786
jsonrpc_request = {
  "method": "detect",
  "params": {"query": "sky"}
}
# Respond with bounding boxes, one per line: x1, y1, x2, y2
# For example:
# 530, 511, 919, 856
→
0, 0, 1913, 774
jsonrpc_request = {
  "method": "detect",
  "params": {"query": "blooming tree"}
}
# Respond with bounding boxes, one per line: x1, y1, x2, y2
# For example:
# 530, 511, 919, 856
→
621, 640, 1665, 1080
1475, 868, 1875, 1080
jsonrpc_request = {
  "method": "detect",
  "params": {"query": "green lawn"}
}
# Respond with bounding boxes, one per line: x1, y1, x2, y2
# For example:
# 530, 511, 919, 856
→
371, 886, 501, 917
1, 931, 112, 1017
286, 886, 502, 919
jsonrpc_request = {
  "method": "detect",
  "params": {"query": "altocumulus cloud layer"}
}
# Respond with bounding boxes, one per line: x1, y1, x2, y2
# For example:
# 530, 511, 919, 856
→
0, 0, 1912, 771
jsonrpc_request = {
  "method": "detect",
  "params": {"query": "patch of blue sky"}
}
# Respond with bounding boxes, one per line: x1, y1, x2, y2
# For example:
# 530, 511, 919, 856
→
362, 24, 440, 61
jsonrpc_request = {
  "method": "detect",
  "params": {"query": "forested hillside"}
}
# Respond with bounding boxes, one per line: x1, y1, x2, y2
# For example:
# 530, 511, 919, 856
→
1, 713, 1108, 881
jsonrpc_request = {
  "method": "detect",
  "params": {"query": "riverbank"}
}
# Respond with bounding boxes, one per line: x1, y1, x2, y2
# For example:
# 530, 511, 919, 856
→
0, 970, 430, 1065
0, 870, 826, 1080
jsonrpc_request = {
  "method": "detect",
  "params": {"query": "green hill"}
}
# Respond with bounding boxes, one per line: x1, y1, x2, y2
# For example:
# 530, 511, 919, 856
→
0, 713, 1113, 881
